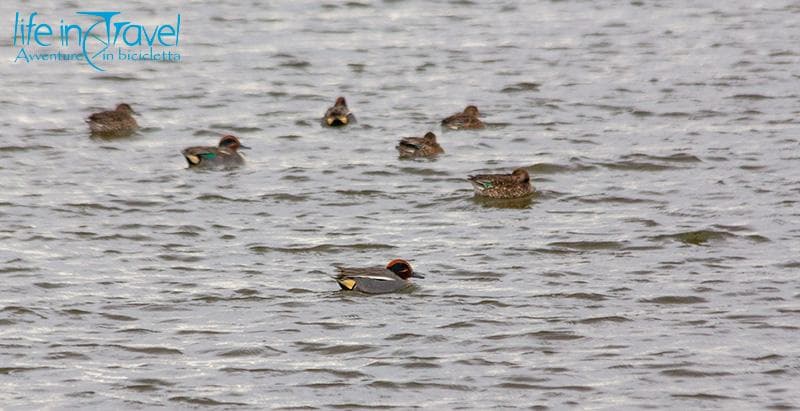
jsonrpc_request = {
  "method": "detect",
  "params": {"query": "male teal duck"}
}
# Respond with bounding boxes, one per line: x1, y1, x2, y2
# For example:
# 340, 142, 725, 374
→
396, 132, 444, 158
87, 103, 138, 136
468, 168, 533, 199
182, 135, 250, 168
335, 259, 424, 294
322, 96, 356, 127
441, 105, 484, 130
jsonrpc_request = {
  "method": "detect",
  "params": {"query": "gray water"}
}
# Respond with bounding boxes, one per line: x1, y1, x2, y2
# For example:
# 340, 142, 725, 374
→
1, 0, 799, 409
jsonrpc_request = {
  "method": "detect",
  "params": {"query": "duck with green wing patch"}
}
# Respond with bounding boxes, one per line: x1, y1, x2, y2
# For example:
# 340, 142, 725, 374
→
182, 135, 250, 168
468, 168, 533, 199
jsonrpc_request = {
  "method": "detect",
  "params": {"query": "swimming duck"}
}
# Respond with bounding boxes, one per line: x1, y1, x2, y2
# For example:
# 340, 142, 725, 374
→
468, 168, 533, 199
87, 103, 138, 136
181, 135, 250, 168
322, 96, 356, 127
396, 132, 444, 158
335, 259, 424, 294
441, 105, 484, 130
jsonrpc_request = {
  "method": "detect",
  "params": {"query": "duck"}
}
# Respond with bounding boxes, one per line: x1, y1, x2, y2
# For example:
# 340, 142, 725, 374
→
396, 132, 444, 158
86, 103, 138, 136
441, 105, 484, 130
322, 96, 356, 127
468, 168, 533, 199
334, 259, 424, 294
181, 135, 250, 168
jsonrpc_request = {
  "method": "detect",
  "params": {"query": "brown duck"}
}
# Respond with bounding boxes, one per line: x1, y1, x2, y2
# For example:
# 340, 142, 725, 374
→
322, 96, 356, 127
396, 132, 444, 158
87, 103, 138, 136
468, 168, 533, 199
441, 105, 484, 130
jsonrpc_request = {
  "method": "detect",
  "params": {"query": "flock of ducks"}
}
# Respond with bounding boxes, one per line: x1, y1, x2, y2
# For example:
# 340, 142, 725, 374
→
86, 97, 534, 294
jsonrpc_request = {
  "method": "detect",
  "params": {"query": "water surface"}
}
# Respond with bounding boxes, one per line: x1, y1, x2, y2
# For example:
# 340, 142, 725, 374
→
1, 1, 799, 409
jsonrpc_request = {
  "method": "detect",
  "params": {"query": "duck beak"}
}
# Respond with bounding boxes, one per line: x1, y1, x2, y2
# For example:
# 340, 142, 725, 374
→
411, 272, 425, 279
239, 144, 252, 150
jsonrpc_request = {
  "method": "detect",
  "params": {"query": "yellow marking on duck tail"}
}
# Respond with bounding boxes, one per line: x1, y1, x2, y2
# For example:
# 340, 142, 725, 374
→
337, 115, 348, 125
337, 278, 357, 290
326, 117, 335, 126
186, 154, 200, 165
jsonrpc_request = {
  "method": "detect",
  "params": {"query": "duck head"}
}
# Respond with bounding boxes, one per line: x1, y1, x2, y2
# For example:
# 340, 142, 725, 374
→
116, 103, 135, 115
464, 105, 480, 117
386, 258, 424, 279
423, 132, 437, 142
218, 135, 251, 151
511, 168, 530, 183
335, 96, 348, 108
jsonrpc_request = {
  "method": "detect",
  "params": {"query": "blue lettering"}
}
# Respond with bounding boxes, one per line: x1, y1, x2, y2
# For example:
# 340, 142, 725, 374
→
26, 12, 37, 45
122, 24, 140, 46
173, 15, 180, 46
13, 12, 19, 46
63, 24, 82, 46
112, 22, 129, 46
11, 11, 181, 71
33, 23, 52, 46
157, 22, 176, 46
78, 12, 120, 72
142, 25, 158, 46
14, 48, 29, 62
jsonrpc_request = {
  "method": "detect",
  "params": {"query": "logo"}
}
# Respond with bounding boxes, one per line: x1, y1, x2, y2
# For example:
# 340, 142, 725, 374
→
12, 11, 181, 71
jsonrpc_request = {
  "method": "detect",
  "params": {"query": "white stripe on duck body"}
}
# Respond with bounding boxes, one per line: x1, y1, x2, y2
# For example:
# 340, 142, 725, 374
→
396, 131, 444, 158
87, 103, 139, 136
182, 135, 251, 168
322, 96, 357, 127
468, 168, 533, 199
334, 259, 424, 294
